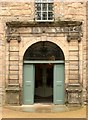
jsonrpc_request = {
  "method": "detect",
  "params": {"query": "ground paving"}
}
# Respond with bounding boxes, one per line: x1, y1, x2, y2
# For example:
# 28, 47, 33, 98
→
1, 104, 87, 118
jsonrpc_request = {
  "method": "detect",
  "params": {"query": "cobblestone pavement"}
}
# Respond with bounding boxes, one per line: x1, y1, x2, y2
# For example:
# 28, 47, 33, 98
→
1, 104, 87, 118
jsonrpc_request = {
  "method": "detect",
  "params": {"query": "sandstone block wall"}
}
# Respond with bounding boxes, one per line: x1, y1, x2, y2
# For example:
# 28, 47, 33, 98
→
86, 2, 88, 103
0, 2, 87, 105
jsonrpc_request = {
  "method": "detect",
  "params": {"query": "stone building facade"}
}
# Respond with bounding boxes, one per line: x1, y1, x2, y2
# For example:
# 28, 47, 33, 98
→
0, 1, 87, 105
86, 1, 88, 103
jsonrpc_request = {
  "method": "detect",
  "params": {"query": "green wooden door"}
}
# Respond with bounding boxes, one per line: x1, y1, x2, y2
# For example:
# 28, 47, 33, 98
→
23, 64, 35, 105
54, 64, 65, 104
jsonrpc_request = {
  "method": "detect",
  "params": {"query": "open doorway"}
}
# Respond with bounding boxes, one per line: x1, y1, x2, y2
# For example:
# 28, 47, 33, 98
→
23, 41, 65, 105
34, 63, 53, 103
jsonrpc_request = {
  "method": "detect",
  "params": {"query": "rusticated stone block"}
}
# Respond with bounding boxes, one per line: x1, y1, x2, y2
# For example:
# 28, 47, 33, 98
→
10, 56, 19, 60
9, 80, 19, 84
9, 74, 18, 80
10, 71, 18, 75
10, 51, 19, 56
10, 61, 19, 65
10, 46, 19, 52
69, 75, 79, 80
6, 87, 21, 105
10, 65, 19, 71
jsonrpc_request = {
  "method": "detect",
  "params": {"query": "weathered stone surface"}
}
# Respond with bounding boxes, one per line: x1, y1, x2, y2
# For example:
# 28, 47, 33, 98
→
10, 46, 19, 51
6, 88, 21, 104
9, 61, 19, 65
10, 56, 19, 61
9, 71, 19, 75
86, 2, 88, 103
10, 66, 19, 70
0, 1, 87, 105
9, 75, 18, 80
10, 52, 19, 56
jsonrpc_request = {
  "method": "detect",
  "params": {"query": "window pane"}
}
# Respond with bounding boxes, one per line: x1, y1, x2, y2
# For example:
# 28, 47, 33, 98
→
36, 12, 41, 20
36, 3, 41, 11
42, 12, 47, 20
41, 0, 53, 3
48, 3, 53, 11
48, 12, 53, 20
42, 3, 47, 11
35, 0, 41, 3
41, 0, 47, 2
48, 0, 53, 2
35, 0, 54, 21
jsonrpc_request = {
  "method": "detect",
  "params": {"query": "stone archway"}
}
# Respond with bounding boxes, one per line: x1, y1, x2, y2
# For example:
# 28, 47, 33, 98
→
23, 41, 65, 105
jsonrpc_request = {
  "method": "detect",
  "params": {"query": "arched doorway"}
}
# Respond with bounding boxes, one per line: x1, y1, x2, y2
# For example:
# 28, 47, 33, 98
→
23, 41, 65, 105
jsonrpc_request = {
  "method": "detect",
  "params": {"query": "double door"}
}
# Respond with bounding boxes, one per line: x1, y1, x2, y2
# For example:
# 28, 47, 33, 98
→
23, 63, 65, 105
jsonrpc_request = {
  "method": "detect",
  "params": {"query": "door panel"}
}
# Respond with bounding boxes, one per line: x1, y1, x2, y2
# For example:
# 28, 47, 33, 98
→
54, 64, 65, 104
23, 64, 35, 105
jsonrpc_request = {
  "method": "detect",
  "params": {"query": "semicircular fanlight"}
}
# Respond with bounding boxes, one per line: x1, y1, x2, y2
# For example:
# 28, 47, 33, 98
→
23, 41, 65, 61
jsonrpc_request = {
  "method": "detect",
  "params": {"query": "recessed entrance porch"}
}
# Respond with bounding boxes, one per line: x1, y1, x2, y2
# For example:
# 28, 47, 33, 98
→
23, 41, 65, 105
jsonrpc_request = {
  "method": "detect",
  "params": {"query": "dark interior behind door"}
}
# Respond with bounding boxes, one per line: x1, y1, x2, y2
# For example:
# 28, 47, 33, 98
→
34, 64, 53, 103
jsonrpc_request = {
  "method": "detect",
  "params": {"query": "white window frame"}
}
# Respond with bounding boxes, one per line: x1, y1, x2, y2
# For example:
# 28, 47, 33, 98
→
35, 0, 54, 22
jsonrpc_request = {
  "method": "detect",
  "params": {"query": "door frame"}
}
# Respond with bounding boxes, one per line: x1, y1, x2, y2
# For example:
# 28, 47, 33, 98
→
24, 60, 64, 64
23, 60, 65, 104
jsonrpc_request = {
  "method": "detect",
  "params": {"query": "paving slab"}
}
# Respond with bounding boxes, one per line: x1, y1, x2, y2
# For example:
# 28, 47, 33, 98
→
1, 104, 87, 118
